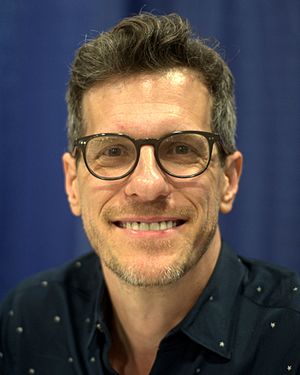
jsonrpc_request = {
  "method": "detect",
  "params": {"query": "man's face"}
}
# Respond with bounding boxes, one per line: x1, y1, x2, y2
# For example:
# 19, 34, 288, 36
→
63, 69, 241, 287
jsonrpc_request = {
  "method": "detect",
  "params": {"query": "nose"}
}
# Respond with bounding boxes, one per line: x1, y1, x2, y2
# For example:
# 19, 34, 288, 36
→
124, 146, 171, 201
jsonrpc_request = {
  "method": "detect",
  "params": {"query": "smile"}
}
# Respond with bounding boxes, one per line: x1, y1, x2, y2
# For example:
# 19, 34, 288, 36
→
114, 220, 185, 231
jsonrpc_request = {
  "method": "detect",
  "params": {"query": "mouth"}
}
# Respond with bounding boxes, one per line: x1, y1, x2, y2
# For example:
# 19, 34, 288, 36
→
113, 220, 186, 231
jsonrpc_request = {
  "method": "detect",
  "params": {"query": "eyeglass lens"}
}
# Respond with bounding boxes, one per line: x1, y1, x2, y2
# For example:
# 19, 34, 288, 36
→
84, 133, 210, 179
85, 135, 137, 178
158, 133, 210, 176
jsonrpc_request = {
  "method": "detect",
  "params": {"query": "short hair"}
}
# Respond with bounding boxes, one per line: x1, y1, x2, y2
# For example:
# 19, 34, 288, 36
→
66, 12, 237, 154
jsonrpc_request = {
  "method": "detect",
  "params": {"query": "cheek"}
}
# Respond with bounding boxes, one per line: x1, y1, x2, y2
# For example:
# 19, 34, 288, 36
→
182, 175, 223, 218
78, 177, 124, 223
81, 190, 107, 220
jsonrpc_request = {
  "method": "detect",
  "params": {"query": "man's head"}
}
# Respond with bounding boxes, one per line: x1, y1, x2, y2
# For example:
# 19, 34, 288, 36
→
66, 13, 237, 155
63, 13, 242, 288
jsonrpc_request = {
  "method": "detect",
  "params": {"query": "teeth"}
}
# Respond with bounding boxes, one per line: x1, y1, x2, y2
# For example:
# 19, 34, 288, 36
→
159, 221, 167, 230
149, 222, 160, 231
131, 222, 139, 230
140, 222, 149, 231
120, 220, 178, 231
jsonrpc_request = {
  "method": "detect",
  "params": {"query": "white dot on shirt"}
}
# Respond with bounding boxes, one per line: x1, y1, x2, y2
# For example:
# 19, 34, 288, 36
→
16, 326, 23, 334
53, 315, 61, 323
41, 280, 48, 287
287, 365, 292, 371
90, 356, 96, 362
0, 352, 3, 359
75, 261, 82, 268
68, 357, 74, 363
28, 368, 35, 374
8, 310, 14, 317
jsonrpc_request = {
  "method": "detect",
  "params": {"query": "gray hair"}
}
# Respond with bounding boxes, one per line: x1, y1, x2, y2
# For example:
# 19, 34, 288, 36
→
66, 12, 237, 154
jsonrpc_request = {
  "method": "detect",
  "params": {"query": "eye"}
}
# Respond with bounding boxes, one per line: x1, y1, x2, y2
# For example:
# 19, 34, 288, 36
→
174, 144, 190, 154
103, 146, 123, 157
166, 143, 196, 156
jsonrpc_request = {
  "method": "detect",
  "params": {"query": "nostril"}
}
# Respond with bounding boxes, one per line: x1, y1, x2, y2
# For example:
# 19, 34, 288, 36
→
124, 173, 170, 199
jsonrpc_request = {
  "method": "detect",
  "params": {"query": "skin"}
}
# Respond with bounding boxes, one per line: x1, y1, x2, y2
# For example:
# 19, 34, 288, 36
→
63, 68, 243, 375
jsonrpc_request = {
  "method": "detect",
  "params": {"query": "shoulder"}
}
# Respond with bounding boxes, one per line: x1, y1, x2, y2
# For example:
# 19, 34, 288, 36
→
1, 252, 98, 305
233, 256, 300, 369
0, 251, 100, 332
240, 255, 300, 312
0, 252, 101, 369
1, 252, 100, 312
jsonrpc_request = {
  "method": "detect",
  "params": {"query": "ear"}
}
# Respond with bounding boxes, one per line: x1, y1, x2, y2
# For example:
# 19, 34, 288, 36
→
220, 151, 243, 214
62, 152, 81, 216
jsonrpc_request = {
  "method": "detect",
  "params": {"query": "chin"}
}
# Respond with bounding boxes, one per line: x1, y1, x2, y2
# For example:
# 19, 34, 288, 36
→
103, 254, 196, 288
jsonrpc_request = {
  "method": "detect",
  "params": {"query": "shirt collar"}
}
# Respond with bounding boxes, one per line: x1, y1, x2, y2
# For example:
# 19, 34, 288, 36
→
86, 264, 108, 349
180, 241, 245, 359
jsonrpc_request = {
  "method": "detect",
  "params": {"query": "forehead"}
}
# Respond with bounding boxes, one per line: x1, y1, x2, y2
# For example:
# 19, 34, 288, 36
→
82, 69, 213, 136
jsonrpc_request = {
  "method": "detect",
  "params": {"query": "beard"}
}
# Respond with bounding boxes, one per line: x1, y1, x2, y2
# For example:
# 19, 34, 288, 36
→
82, 201, 218, 288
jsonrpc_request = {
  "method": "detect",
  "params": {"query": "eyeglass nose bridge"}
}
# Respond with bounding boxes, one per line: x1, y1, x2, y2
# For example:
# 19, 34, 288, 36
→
135, 137, 161, 148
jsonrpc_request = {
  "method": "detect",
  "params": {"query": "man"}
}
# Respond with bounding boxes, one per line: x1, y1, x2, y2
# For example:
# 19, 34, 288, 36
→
1, 13, 300, 375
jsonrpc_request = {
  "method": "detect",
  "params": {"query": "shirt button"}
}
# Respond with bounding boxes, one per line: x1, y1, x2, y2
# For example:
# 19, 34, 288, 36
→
90, 356, 96, 363
0, 352, 3, 359
68, 357, 74, 363
195, 368, 201, 373
41, 280, 48, 287
28, 369, 35, 374
75, 261, 82, 268
8, 310, 14, 317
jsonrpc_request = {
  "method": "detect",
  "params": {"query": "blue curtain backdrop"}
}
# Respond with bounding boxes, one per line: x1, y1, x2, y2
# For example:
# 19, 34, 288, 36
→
0, 0, 299, 300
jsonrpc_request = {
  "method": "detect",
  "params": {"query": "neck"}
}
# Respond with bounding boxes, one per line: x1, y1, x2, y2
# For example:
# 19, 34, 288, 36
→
102, 229, 221, 375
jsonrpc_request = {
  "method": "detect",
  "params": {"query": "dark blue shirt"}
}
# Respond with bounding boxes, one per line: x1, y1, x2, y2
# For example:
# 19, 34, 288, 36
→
1, 242, 300, 374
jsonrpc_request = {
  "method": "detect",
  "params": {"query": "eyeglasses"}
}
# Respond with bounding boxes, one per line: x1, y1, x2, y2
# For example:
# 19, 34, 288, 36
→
73, 131, 225, 180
